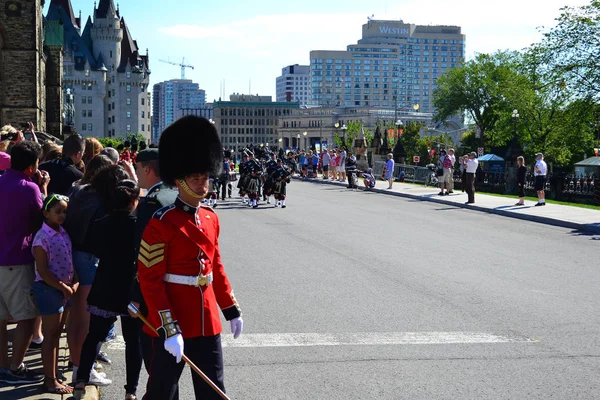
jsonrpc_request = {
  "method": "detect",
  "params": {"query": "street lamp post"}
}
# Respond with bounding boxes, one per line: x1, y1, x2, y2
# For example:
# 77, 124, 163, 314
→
303, 131, 308, 151
319, 121, 323, 152
512, 109, 519, 138
296, 133, 300, 150
341, 124, 347, 149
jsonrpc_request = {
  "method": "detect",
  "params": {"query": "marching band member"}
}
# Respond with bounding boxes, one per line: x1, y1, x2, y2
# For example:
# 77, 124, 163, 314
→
272, 158, 291, 208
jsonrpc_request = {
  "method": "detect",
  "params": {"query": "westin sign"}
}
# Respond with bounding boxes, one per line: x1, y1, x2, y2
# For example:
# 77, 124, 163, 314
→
378, 26, 409, 35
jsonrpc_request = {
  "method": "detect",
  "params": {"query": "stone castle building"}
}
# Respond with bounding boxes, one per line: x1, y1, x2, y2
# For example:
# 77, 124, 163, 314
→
46, 0, 151, 141
0, 0, 63, 137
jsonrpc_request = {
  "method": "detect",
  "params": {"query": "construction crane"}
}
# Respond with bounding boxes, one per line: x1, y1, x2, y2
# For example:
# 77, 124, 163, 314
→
159, 57, 195, 80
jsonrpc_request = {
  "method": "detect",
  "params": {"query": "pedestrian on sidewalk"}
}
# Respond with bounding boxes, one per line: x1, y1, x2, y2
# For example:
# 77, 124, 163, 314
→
515, 156, 527, 206
32, 194, 77, 395
447, 149, 456, 194
464, 152, 478, 204
534, 153, 547, 207
459, 156, 467, 193
75, 173, 143, 397
64, 157, 117, 386
0, 141, 47, 385
385, 153, 395, 189
321, 149, 330, 180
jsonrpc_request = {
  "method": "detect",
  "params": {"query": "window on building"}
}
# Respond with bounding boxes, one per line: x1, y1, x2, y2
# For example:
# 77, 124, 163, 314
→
82, 96, 87, 104
141, 111, 145, 118
112, 116, 115, 123
142, 124, 145, 132
126, 72, 131, 78
141, 98, 145, 106
127, 84, 131, 92
81, 123, 87, 131
127, 111, 131, 119
88, 110, 92, 117
88, 123, 93, 132
88, 96, 92, 104
127, 124, 132, 132
82, 110, 87, 117
108, 104, 111, 111
127, 98, 131, 105
108, 118, 111, 125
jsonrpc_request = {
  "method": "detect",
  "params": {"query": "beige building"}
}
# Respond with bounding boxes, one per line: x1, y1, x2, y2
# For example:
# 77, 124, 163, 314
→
277, 106, 434, 150
311, 19, 466, 114
213, 94, 299, 155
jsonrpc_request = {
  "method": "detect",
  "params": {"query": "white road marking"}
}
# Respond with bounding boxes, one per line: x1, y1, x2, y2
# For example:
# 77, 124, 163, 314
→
221, 332, 538, 348
108, 332, 538, 351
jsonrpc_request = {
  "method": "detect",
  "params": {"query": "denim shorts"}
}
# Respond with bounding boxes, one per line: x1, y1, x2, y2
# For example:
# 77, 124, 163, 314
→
73, 250, 99, 286
32, 281, 68, 315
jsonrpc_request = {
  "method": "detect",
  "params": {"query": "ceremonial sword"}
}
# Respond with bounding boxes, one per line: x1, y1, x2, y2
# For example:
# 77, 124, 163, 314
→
127, 303, 231, 400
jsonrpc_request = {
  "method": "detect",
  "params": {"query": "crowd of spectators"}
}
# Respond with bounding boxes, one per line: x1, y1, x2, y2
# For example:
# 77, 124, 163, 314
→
0, 125, 150, 398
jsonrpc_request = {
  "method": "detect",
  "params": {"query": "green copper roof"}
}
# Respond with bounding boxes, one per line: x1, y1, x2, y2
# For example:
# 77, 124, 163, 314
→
44, 19, 64, 47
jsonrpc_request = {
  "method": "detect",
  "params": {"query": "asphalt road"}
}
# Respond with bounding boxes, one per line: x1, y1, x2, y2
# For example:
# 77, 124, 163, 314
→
102, 181, 600, 399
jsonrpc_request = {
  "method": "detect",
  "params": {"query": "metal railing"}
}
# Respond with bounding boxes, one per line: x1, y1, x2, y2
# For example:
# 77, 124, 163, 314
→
373, 162, 433, 185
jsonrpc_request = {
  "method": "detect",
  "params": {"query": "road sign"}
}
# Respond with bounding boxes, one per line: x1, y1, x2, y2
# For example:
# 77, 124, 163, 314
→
477, 147, 484, 157
413, 156, 420, 163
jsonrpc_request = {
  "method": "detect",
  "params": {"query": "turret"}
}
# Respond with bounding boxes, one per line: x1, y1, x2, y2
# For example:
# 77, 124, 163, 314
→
90, 0, 122, 70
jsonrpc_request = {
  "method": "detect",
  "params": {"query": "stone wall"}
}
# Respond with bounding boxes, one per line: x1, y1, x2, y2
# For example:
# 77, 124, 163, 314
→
45, 46, 63, 138
0, 0, 46, 130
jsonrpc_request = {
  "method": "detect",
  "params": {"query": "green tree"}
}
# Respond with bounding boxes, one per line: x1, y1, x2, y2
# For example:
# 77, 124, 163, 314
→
97, 137, 122, 148
333, 121, 372, 150
398, 121, 424, 161
537, 1, 600, 101
433, 51, 526, 147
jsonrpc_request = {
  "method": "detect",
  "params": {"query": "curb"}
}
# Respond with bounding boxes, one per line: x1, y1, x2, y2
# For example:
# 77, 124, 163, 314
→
74, 386, 100, 400
295, 177, 600, 234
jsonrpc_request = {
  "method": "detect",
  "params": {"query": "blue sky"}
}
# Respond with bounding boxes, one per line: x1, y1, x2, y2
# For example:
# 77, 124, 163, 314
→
47, 0, 589, 102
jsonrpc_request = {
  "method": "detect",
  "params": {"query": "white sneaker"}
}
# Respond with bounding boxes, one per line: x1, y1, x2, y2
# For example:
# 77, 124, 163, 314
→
89, 369, 111, 386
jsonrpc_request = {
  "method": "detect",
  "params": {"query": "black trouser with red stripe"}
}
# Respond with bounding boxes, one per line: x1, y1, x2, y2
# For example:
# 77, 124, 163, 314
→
141, 333, 225, 400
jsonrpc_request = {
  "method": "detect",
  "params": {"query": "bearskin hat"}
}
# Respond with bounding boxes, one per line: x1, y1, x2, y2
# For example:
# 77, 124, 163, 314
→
159, 116, 222, 186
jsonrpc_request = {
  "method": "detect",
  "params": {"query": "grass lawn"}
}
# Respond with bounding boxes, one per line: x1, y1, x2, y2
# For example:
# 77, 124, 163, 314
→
479, 192, 599, 210
390, 179, 598, 210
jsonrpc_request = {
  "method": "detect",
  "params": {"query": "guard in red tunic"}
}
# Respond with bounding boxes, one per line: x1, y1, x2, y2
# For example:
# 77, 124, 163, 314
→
138, 116, 243, 400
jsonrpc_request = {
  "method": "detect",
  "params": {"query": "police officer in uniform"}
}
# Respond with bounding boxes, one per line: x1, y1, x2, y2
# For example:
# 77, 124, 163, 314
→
137, 116, 243, 400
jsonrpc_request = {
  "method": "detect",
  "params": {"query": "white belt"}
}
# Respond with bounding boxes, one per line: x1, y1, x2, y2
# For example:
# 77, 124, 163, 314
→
164, 272, 213, 287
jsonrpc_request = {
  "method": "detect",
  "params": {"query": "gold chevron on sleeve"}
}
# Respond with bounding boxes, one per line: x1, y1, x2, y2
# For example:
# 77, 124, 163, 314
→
140, 240, 165, 252
138, 240, 166, 268
138, 254, 165, 268
139, 246, 164, 260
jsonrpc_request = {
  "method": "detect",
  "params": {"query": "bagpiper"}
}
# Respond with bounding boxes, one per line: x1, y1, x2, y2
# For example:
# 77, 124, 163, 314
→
272, 158, 291, 208
245, 151, 263, 209
262, 153, 278, 204
237, 152, 250, 203
137, 116, 243, 400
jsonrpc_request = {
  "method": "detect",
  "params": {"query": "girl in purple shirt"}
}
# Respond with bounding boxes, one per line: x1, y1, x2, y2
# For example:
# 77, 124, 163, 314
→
31, 194, 78, 395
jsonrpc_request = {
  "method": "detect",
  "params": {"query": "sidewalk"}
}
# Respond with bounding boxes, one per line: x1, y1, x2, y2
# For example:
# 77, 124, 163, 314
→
0, 324, 99, 400
299, 176, 600, 233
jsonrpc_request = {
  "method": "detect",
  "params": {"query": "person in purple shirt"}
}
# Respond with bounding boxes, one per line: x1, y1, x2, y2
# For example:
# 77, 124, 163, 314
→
0, 141, 49, 384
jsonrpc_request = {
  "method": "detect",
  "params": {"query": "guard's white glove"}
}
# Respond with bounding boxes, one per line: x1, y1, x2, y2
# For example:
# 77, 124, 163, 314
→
164, 333, 184, 363
230, 317, 243, 339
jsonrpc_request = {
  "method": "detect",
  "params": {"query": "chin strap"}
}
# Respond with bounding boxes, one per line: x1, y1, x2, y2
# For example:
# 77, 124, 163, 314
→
178, 179, 205, 199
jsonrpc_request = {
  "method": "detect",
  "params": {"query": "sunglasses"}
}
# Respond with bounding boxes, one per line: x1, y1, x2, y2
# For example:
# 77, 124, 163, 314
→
45, 194, 69, 210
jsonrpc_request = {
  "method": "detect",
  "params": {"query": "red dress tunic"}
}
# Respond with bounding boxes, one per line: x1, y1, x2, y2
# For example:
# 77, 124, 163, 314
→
137, 198, 241, 339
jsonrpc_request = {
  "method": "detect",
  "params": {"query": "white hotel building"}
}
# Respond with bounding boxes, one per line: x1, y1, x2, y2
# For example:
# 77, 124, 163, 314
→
310, 19, 466, 114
